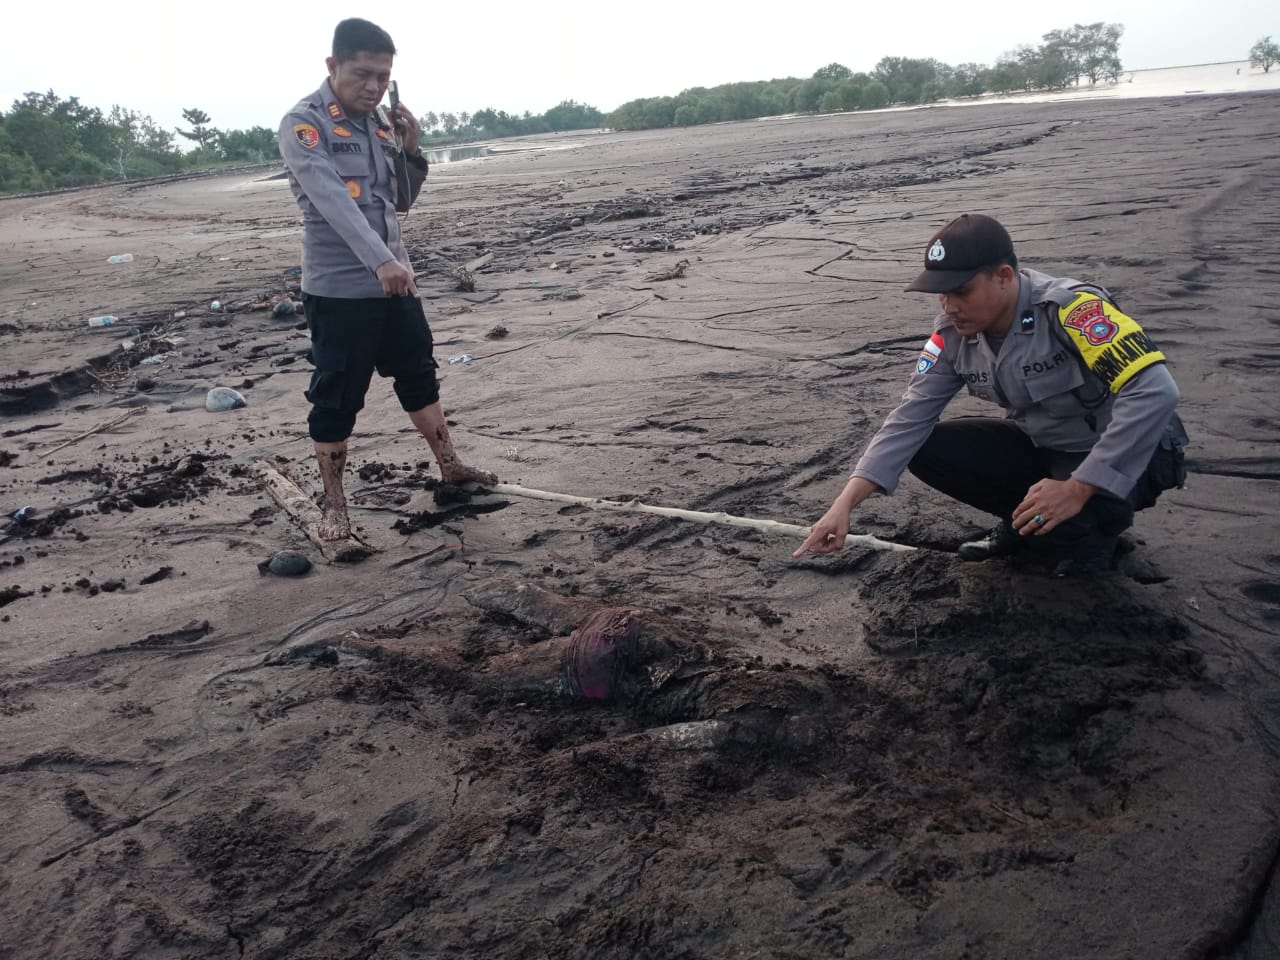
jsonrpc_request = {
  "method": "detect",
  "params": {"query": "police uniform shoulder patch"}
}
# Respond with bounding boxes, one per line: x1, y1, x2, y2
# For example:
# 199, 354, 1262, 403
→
375, 127, 391, 142
326, 101, 343, 120
917, 331, 945, 374
293, 123, 320, 149
332, 125, 353, 138
1057, 292, 1164, 392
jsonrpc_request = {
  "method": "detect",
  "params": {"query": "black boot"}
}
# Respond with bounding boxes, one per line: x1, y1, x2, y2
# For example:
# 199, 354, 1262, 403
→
958, 521, 1022, 561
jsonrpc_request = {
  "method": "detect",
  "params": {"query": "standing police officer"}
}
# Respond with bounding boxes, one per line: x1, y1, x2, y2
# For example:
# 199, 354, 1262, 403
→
794, 214, 1186, 576
279, 18, 495, 541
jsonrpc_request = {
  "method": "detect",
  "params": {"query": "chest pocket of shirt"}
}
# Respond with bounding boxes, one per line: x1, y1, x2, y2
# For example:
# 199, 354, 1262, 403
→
332, 152, 371, 203
1023, 361, 1086, 416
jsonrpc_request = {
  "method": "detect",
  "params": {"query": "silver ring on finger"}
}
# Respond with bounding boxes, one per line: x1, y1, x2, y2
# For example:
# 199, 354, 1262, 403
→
1033, 514, 1045, 526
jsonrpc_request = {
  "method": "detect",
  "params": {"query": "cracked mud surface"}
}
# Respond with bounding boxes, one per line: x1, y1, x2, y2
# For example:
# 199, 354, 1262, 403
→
2, 93, 1280, 958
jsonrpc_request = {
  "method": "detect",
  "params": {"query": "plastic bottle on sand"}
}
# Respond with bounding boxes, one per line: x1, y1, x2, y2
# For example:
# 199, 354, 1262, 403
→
87, 315, 119, 328
107, 254, 134, 264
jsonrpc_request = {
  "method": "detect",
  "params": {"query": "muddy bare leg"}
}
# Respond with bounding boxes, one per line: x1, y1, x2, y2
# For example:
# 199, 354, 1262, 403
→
408, 402, 497, 486
314, 441, 351, 540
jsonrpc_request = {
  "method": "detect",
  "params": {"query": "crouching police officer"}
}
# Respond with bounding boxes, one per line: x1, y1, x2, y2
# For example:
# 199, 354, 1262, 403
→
279, 17, 495, 541
795, 214, 1187, 576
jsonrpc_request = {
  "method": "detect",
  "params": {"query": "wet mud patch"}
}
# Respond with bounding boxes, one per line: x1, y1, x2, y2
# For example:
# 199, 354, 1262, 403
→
177, 797, 327, 901
232, 562, 1213, 948
0, 367, 98, 416
3, 506, 86, 539
95, 454, 225, 511
854, 553, 1204, 777
1240, 581, 1280, 623
0, 586, 34, 608
391, 499, 510, 534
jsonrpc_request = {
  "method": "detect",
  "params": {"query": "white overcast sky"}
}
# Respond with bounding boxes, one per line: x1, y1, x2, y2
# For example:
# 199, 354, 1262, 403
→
2, 0, 1275, 131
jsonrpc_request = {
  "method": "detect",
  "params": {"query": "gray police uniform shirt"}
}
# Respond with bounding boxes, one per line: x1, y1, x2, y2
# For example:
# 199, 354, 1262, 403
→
279, 79, 428, 299
852, 268, 1180, 500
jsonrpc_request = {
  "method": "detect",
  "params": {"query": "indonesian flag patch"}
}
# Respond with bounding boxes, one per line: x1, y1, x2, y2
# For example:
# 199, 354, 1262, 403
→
917, 332, 944, 374
293, 123, 320, 149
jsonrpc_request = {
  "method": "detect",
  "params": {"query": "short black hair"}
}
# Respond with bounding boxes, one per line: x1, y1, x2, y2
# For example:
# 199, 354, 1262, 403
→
978, 252, 1019, 274
332, 18, 396, 62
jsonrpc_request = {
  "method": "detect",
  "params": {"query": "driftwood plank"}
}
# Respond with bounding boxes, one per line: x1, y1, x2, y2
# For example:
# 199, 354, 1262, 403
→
254, 461, 376, 563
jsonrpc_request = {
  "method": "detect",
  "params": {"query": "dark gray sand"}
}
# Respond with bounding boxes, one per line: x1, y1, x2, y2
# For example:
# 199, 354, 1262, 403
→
1, 92, 1279, 959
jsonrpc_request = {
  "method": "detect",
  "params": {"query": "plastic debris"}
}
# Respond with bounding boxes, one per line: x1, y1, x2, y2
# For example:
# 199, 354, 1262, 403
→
447, 354, 473, 365
139, 351, 181, 366
107, 254, 135, 264
205, 386, 247, 412
271, 300, 297, 318
10, 506, 36, 522
210, 300, 223, 312
88, 315, 119, 328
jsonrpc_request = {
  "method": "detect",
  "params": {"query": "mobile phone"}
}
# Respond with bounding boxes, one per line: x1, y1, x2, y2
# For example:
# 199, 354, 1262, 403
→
388, 80, 400, 115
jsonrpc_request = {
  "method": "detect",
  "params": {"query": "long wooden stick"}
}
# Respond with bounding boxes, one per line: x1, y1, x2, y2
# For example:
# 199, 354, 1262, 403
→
45, 407, 144, 456
484, 482, 914, 553
254, 461, 376, 563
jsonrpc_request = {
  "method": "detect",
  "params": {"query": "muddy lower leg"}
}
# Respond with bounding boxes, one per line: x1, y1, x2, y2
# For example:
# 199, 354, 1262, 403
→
408, 402, 497, 486
314, 441, 351, 540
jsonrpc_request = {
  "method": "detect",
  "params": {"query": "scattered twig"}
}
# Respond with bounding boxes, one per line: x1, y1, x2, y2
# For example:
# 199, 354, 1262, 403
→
989, 801, 1028, 825
645, 259, 689, 282
45, 407, 145, 456
449, 265, 476, 292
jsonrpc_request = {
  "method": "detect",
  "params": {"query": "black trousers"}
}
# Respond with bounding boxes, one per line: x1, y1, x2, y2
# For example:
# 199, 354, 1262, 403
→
906, 418, 1156, 547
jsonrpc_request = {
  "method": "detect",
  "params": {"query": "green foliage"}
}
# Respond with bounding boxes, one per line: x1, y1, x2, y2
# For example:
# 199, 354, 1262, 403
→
813, 63, 852, 82
604, 21, 1126, 131
951, 63, 987, 98
1250, 36, 1280, 73
874, 56, 945, 104
216, 126, 279, 164
1073, 22, 1125, 84
0, 92, 275, 195
859, 81, 890, 110
414, 97, 604, 145
177, 107, 216, 153
543, 100, 604, 132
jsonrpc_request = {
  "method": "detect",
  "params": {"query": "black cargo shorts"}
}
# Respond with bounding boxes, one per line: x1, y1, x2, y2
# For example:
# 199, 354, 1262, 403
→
302, 293, 441, 442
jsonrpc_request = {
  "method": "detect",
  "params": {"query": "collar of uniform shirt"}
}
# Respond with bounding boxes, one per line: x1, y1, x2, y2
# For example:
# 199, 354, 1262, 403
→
1013, 272, 1033, 333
